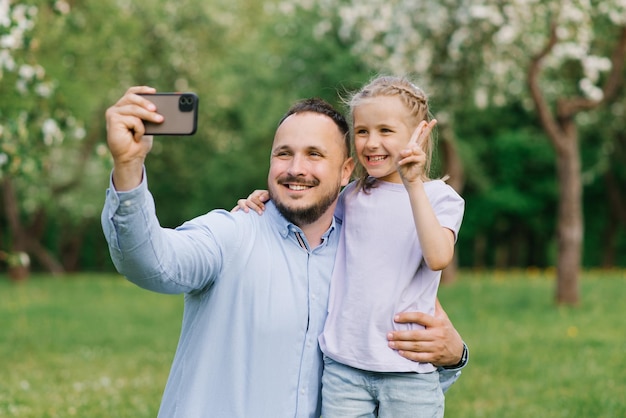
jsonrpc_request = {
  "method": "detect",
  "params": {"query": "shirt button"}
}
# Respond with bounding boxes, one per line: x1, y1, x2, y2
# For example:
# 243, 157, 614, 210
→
123, 200, 132, 207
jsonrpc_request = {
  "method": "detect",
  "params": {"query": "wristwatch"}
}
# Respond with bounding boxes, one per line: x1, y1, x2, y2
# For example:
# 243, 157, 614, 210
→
442, 342, 469, 370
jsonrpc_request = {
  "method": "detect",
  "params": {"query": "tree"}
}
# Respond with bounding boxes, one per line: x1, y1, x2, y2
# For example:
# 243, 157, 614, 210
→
314, 0, 626, 305
528, 20, 625, 304
1, 0, 369, 275
0, 0, 92, 279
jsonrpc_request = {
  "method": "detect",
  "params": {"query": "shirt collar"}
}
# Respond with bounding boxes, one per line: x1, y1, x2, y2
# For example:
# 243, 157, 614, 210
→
265, 200, 337, 241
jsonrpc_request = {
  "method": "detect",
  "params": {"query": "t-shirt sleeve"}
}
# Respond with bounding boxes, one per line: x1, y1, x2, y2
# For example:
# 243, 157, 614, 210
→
429, 181, 465, 241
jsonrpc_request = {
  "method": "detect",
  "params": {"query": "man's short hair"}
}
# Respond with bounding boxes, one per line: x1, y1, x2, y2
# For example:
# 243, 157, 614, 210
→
278, 98, 350, 158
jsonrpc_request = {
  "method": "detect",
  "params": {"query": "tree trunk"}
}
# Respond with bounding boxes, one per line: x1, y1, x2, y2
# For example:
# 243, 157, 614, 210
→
554, 127, 582, 305
8, 265, 29, 282
1, 178, 30, 281
439, 122, 466, 284
61, 223, 85, 272
1, 177, 65, 276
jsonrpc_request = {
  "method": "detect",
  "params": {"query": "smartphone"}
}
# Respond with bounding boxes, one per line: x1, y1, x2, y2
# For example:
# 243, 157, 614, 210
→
139, 92, 199, 135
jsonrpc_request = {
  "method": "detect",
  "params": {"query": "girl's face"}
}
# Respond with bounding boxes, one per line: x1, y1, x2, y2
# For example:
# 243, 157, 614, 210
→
352, 95, 415, 183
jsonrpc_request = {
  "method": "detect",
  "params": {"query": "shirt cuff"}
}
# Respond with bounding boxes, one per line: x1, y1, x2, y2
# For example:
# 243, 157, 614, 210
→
106, 167, 148, 215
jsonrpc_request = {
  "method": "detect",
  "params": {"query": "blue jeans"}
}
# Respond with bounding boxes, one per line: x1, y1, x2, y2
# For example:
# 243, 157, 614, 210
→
321, 356, 444, 418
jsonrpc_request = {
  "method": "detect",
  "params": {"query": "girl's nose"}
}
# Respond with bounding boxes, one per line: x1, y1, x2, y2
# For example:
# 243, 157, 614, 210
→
364, 134, 380, 149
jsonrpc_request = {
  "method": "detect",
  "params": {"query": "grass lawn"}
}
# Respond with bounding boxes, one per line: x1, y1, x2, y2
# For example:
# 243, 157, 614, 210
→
442, 269, 626, 418
0, 273, 182, 417
1, 270, 625, 417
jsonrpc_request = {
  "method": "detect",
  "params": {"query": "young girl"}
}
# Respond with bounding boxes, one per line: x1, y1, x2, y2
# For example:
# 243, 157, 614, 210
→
237, 76, 464, 417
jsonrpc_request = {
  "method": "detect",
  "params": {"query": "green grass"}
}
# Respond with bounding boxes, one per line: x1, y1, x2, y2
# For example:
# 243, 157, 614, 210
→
0, 274, 182, 418
1, 270, 625, 417
441, 269, 626, 418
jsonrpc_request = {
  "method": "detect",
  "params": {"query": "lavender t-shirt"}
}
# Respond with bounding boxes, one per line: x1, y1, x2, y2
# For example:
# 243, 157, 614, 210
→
319, 179, 464, 373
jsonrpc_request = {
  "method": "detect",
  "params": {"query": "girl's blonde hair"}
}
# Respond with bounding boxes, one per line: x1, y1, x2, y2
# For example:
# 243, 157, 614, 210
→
345, 75, 434, 192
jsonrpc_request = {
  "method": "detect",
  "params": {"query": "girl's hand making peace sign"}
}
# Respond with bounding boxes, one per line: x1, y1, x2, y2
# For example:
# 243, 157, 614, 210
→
397, 119, 437, 184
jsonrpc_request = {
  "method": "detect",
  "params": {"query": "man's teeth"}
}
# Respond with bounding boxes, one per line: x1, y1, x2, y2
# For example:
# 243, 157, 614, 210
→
288, 184, 309, 191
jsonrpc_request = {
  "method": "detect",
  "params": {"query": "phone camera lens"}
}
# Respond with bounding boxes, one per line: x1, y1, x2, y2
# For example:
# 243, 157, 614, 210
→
179, 94, 195, 112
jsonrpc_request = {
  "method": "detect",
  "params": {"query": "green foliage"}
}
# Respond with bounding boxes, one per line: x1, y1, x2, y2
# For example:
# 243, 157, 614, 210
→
579, 103, 626, 267
0, 2, 100, 216
139, 0, 371, 225
0, 0, 112, 269
1, 0, 624, 270
455, 104, 558, 267
1, 271, 625, 417
1, 0, 369, 261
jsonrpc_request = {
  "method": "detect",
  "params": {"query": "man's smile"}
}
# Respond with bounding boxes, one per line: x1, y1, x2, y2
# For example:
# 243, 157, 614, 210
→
285, 184, 312, 191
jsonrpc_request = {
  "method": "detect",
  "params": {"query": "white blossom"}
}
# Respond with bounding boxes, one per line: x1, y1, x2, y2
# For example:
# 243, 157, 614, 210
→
0, 49, 14, 72
313, 20, 332, 40
1, 31, 21, 49
42, 118, 63, 146
579, 78, 604, 101
96, 144, 109, 157
320, 0, 621, 109
474, 87, 489, 109
0, 0, 10, 27
18, 64, 36, 80
55, 1, 71, 15
73, 126, 86, 140
35, 82, 54, 98
16, 78, 27, 94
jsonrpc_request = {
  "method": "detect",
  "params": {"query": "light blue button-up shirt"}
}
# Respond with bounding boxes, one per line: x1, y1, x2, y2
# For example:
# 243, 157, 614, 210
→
101, 173, 465, 417
101, 174, 336, 418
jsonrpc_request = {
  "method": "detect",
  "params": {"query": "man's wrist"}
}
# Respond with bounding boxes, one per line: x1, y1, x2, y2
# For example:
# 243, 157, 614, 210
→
442, 342, 469, 370
112, 162, 144, 191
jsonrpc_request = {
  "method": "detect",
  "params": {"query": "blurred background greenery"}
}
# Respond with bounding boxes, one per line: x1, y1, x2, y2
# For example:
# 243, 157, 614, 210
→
1, 1, 626, 416
1, 3, 625, 287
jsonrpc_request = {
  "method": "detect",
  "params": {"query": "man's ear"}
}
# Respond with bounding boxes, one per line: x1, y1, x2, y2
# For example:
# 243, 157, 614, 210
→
341, 157, 355, 186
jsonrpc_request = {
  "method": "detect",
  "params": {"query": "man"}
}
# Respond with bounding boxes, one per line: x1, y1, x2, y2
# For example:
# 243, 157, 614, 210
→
102, 86, 467, 417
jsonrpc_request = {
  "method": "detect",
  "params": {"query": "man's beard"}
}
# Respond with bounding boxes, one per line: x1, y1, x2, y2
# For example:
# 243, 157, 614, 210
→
271, 179, 340, 227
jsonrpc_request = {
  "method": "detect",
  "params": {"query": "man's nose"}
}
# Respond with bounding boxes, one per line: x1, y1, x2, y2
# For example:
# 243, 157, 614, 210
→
287, 154, 307, 176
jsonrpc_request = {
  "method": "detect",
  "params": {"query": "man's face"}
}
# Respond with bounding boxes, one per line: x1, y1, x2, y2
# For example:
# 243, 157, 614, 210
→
268, 111, 353, 226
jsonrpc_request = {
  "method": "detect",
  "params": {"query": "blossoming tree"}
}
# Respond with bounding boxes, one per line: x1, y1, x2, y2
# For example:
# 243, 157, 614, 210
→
0, 1, 109, 279
287, 0, 626, 304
